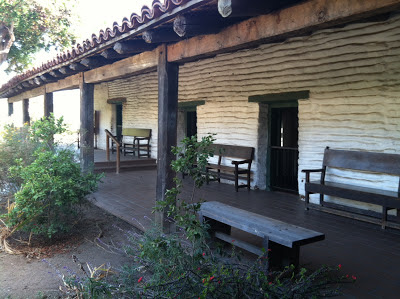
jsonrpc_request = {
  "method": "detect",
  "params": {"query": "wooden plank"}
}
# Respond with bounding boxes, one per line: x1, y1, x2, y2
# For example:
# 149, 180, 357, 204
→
323, 147, 400, 175
79, 74, 95, 172
201, 201, 325, 248
215, 232, 263, 256
306, 181, 400, 207
8, 86, 45, 103
248, 90, 309, 103
211, 144, 254, 160
84, 48, 159, 84
168, 0, 400, 63
155, 44, 179, 233
46, 74, 80, 93
122, 128, 151, 137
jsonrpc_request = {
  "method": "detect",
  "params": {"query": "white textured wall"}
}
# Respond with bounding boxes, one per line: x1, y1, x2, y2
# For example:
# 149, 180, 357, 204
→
177, 13, 400, 200
107, 72, 159, 157
96, 13, 400, 210
94, 83, 111, 150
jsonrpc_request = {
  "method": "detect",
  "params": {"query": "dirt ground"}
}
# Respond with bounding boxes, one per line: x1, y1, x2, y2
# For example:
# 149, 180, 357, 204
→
0, 201, 142, 299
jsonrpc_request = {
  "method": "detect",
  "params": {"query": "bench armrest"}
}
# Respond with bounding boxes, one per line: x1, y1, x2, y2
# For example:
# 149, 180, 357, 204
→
231, 159, 252, 165
302, 168, 324, 182
301, 169, 324, 173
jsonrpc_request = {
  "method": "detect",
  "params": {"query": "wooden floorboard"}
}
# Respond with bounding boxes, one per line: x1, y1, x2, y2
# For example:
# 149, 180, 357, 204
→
91, 170, 400, 298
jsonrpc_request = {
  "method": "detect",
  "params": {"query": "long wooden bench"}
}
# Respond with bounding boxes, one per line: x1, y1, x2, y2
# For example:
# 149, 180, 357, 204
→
122, 128, 151, 158
206, 144, 254, 192
302, 147, 400, 229
199, 201, 325, 269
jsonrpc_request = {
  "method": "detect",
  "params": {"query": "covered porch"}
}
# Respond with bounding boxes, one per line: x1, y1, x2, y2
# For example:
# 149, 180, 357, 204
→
90, 169, 400, 298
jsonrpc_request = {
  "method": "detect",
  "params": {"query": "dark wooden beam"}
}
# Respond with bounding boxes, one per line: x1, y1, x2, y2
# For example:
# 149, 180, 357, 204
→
70, 62, 88, 72
169, 0, 400, 63
101, 48, 126, 59
142, 29, 181, 44
156, 44, 179, 233
49, 70, 63, 78
21, 81, 31, 88
218, 0, 298, 18
173, 14, 223, 37
113, 40, 155, 55
80, 56, 109, 69
79, 74, 95, 172
40, 74, 57, 83
59, 66, 74, 75
44, 92, 53, 117
23, 98, 30, 125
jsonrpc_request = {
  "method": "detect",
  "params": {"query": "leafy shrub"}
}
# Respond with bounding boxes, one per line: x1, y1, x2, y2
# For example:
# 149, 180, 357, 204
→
0, 124, 40, 195
57, 134, 354, 297
1, 115, 102, 238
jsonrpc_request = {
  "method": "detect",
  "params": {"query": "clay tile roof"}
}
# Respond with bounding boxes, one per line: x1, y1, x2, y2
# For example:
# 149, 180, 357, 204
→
0, 0, 193, 97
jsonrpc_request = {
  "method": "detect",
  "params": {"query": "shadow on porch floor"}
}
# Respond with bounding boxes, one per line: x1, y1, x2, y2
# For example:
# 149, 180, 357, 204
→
90, 169, 400, 298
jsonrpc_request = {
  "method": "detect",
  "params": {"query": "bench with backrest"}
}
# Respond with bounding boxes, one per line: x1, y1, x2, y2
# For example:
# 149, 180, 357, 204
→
206, 144, 254, 192
122, 128, 151, 158
302, 147, 400, 229
199, 201, 325, 269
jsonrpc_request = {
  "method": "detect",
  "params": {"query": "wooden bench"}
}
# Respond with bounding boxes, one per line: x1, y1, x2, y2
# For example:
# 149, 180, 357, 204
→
199, 201, 325, 269
122, 128, 151, 158
302, 147, 400, 229
206, 144, 254, 192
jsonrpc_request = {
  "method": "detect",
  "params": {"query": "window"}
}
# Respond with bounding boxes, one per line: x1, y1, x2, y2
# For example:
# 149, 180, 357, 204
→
8, 102, 13, 116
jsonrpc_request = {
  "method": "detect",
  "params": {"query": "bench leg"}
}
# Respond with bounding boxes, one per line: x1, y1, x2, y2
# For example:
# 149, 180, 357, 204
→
319, 193, 324, 206
204, 217, 231, 237
262, 236, 270, 272
382, 206, 388, 229
305, 191, 310, 210
235, 173, 239, 192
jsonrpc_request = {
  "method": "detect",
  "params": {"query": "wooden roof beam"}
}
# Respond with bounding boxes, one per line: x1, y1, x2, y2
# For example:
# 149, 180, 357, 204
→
49, 70, 63, 78
142, 29, 181, 44
113, 40, 155, 55
70, 62, 89, 72
173, 14, 224, 37
80, 56, 109, 69
218, 0, 299, 18
169, 0, 400, 62
59, 66, 75, 75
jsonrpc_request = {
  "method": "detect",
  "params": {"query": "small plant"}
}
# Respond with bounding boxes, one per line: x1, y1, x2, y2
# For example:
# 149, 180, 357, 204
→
1, 115, 102, 239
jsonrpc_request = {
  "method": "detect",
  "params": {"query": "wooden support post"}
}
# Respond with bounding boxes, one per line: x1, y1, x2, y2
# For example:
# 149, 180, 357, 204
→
22, 98, 30, 125
44, 92, 53, 117
155, 45, 179, 233
79, 74, 95, 173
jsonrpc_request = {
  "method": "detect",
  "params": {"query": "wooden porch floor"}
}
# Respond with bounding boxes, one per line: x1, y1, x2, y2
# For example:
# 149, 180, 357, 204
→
90, 169, 400, 298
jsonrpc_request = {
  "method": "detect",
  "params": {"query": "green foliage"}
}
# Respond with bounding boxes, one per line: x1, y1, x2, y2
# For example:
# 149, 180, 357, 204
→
0, 0, 76, 73
1, 115, 102, 238
0, 124, 39, 194
58, 135, 353, 297
155, 134, 216, 245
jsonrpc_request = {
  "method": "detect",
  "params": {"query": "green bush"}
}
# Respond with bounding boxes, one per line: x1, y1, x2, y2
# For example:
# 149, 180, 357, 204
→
0, 124, 40, 195
1, 115, 102, 238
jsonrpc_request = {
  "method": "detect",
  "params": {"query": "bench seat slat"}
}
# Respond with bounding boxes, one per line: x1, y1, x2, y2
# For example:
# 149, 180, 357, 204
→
306, 181, 400, 208
201, 201, 324, 248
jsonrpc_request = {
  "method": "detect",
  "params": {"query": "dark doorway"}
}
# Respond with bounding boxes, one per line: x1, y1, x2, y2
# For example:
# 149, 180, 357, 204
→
269, 106, 298, 193
116, 103, 123, 141
186, 110, 197, 137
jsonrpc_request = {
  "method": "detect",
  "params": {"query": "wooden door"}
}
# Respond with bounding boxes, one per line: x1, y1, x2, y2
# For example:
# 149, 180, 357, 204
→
269, 106, 299, 193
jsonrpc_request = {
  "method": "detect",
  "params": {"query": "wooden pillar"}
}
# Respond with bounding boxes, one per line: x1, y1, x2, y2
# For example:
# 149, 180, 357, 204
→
79, 74, 95, 172
44, 92, 53, 117
22, 98, 30, 125
155, 44, 179, 233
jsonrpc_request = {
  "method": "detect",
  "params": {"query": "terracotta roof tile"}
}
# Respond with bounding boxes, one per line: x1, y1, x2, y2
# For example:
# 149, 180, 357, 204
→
0, 0, 191, 96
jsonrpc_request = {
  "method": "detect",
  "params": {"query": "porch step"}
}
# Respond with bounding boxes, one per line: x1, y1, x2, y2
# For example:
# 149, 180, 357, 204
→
94, 159, 157, 173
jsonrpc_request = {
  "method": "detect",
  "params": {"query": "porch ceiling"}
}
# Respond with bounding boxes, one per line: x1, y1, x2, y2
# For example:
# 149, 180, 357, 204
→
1, 0, 400, 99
